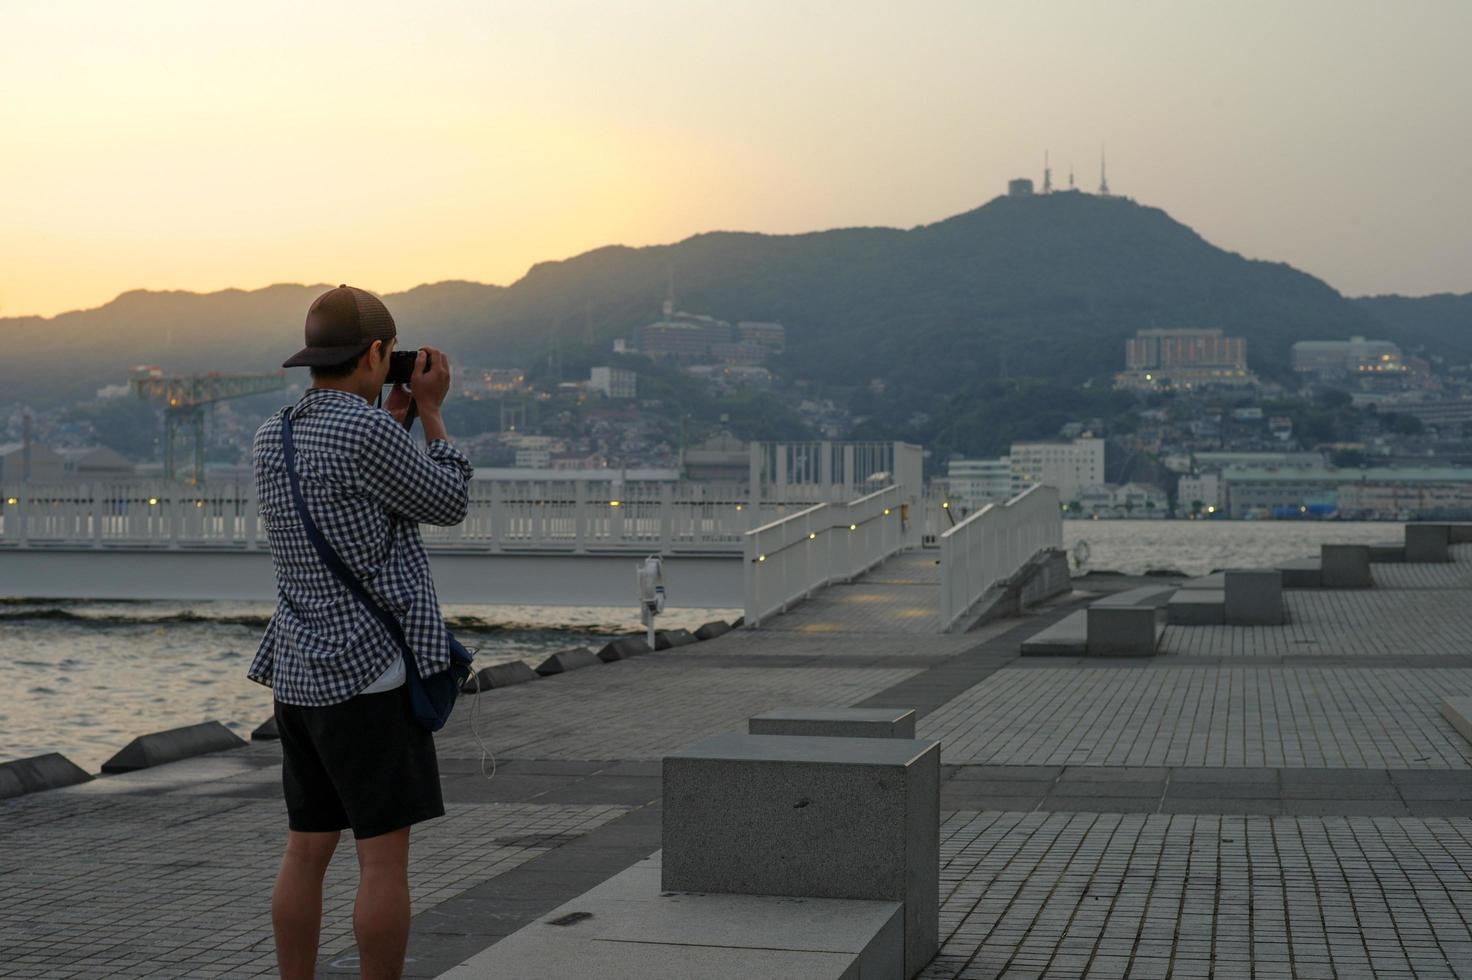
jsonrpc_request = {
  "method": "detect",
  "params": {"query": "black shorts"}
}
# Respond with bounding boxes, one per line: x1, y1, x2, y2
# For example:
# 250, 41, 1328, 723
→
275, 685, 444, 839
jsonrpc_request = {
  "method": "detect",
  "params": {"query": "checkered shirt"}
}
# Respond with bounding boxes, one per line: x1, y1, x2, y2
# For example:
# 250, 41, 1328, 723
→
247, 387, 472, 706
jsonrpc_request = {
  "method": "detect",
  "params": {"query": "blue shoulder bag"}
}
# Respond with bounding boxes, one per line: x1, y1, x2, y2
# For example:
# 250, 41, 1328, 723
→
279, 407, 474, 732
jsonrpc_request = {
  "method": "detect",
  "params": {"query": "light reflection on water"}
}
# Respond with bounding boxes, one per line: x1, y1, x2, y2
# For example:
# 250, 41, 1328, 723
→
0, 602, 737, 774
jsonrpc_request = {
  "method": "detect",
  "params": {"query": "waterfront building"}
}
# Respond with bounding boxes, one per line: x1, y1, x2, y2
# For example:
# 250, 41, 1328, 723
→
589, 366, 637, 399
1177, 472, 1223, 514
1069, 481, 1168, 518
56, 445, 134, 477
1292, 337, 1403, 375
1222, 465, 1472, 518
1115, 328, 1255, 390
514, 448, 552, 468
683, 434, 749, 483
946, 456, 1013, 509
1010, 438, 1104, 503
1337, 481, 1472, 519
0, 442, 64, 484
1193, 451, 1326, 473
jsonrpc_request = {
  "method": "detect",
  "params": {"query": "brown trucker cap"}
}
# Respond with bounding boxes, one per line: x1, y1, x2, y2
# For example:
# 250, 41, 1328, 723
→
282, 285, 396, 368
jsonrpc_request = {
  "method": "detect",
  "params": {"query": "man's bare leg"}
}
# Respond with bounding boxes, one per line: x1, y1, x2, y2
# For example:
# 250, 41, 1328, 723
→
273, 829, 341, 979
354, 827, 412, 980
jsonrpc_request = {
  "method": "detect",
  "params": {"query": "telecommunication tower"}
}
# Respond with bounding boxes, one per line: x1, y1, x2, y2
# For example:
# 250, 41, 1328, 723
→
1099, 145, 1110, 195
1042, 151, 1053, 194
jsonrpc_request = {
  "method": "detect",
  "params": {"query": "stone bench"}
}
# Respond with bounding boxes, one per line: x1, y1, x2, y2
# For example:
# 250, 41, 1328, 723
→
663, 733, 939, 978
1443, 699, 1472, 746
437, 854, 904, 980
1020, 610, 1087, 657
1406, 524, 1452, 563
1224, 569, 1284, 626
1370, 542, 1406, 563
750, 707, 917, 739
1166, 589, 1224, 625
1321, 544, 1372, 588
1178, 572, 1225, 590
1091, 585, 1177, 608
1086, 605, 1161, 655
1277, 557, 1322, 589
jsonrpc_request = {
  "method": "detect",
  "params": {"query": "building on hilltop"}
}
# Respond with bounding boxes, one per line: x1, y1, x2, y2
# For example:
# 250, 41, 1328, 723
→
1007, 178, 1034, 197
1010, 437, 1104, 503
1115, 328, 1256, 391
1291, 337, 1404, 376
589, 366, 636, 399
736, 321, 786, 353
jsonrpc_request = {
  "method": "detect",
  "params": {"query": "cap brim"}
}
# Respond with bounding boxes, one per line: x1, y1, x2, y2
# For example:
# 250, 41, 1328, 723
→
282, 342, 374, 368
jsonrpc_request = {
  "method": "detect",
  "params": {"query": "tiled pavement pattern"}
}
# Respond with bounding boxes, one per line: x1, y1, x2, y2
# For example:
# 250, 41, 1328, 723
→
0, 785, 624, 978
921, 666, 1472, 769
1161, 590, 1472, 658
923, 810, 1472, 979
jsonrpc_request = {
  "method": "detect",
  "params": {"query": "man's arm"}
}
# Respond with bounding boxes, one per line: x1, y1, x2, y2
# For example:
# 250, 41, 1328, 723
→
361, 347, 471, 526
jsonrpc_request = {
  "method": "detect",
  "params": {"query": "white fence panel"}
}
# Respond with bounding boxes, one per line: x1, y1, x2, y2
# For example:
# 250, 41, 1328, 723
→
938, 484, 1062, 631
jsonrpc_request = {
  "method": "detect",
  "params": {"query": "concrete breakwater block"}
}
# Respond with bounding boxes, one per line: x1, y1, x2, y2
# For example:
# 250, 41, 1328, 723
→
750, 707, 917, 739
654, 628, 697, 650
1087, 606, 1160, 656
694, 620, 732, 640
101, 721, 247, 774
462, 661, 539, 694
251, 716, 280, 741
1321, 544, 1372, 588
597, 637, 653, 662
1166, 589, 1224, 626
1277, 557, 1322, 589
1406, 523, 1452, 563
1092, 585, 1177, 608
663, 733, 938, 978
1443, 699, 1472, 745
535, 646, 601, 676
437, 854, 904, 980
1020, 610, 1087, 657
1224, 569, 1284, 626
0, 753, 93, 799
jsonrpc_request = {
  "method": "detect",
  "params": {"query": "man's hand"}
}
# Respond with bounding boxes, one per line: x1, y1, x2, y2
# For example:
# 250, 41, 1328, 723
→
411, 347, 451, 414
384, 382, 413, 427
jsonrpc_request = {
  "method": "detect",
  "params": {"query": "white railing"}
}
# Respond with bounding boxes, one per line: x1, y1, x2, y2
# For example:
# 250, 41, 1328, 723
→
938, 484, 1062, 631
0, 479, 772, 554
743, 485, 905, 627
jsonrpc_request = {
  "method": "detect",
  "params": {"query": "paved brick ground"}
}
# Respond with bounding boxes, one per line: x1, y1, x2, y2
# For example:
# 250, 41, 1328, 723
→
922, 666, 1472, 769
924, 810, 1472, 980
761, 551, 948, 634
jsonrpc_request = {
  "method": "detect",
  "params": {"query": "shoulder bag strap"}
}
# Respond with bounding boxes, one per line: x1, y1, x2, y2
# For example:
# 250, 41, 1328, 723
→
278, 407, 415, 667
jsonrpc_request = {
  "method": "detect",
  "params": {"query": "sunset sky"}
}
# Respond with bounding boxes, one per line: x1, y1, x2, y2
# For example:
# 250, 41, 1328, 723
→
2, 0, 1469, 319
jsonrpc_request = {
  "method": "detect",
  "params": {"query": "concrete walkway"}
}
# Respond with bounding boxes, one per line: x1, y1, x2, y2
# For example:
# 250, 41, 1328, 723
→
4, 548, 1472, 977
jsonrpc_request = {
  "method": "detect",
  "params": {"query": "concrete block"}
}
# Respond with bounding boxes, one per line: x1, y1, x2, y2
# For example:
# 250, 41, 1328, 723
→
1086, 605, 1160, 656
100, 721, 247, 774
654, 628, 697, 650
1224, 569, 1284, 626
250, 716, 279, 741
693, 620, 733, 641
1020, 610, 1087, 656
1442, 699, 1472, 746
749, 707, 917, 739
597, 637, 653, 662
1277, 557, 1322, 589
1179, 572, 1226, 590
438, 857, 902, 979
535, 646, 601, 676
0, 753, 93, 799
1406, 523, 1452, 563
1320, 544, 1372, 588
730, 616, 745, 629
662, 733, 939, 978
1450, 524, 1472, 544
462, 661, 539, 694
1166, 589, 1224, 625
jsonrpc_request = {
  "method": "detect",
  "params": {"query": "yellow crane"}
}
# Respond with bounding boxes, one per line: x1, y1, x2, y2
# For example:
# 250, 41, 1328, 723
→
129, 366, 289, 483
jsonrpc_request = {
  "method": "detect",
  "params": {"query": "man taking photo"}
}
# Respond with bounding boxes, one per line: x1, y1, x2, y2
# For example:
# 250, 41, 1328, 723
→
248, 284, 471, 979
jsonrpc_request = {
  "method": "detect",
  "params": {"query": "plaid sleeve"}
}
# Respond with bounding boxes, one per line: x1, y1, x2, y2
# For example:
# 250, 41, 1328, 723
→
358, 409, 471, 526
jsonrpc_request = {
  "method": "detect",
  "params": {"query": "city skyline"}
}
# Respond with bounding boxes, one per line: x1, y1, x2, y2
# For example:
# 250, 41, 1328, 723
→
3, 0, 1470, 319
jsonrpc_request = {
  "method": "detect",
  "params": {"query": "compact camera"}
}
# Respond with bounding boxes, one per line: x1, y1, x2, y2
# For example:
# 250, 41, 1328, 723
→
385, 349, 432, 386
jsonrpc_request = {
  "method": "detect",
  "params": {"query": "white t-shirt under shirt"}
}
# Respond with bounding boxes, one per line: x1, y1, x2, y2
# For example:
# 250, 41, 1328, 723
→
359, 653, 405, 694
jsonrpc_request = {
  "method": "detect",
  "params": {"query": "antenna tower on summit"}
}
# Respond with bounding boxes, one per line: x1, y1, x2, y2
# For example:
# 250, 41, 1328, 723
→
1068, 163, 1075, 190
1099, 145, 1110, 195
1042, 151, 1053, 194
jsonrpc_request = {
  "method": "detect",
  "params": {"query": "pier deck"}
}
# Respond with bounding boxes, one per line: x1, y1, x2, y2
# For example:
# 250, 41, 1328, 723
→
6, 548, 1472, 977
